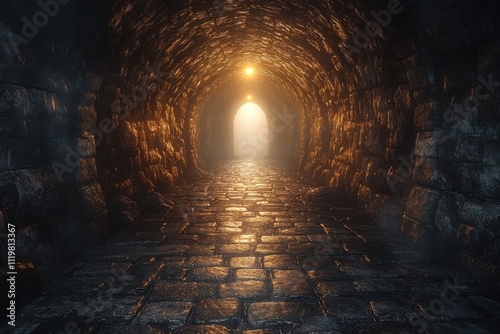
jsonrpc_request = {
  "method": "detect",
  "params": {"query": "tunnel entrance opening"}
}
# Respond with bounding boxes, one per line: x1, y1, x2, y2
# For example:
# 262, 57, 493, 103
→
233, 102, 269, 159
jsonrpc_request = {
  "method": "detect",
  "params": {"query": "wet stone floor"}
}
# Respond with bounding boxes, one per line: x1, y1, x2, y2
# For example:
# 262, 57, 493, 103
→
14, 160, 500, 333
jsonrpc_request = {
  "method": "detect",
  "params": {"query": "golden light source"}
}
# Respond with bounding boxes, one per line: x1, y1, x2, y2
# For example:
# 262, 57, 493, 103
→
245, 67, 255, 76
247, 95, 252, 100
233, 103, 269, 159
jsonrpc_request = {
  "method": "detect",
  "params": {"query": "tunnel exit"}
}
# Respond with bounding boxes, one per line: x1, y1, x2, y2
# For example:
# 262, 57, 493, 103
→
233, 102, 269, 159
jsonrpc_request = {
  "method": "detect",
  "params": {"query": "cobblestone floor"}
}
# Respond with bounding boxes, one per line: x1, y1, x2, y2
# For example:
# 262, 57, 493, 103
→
13, 160, 500, 333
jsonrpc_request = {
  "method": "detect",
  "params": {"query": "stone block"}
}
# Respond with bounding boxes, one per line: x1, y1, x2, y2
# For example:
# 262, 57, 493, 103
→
364, 159, 390, 194
458, 164, 500, 199
73, 158, 97, 185
454, 163, 481, 197
394, 85, 413, 110
456, 223, 481, 251
461, 201, 485, 228
372, 195, 404, 232
0, 23, 27, 84
456, 135, 483, 162
415, 131, 441, 158
76, 105, 97, 133
322, 296, 371, 321
151, 282, 216, 301
388, 127, 406, 149
401, 214, 436, 254
384, 148, 400, 164
365, 125, 387, 157
76, 136, 96, 157
407, 67, 429, 90
483, 202, 500, 236
483, 141, 500, 166
78, 92, 97, 107
7, 140, 41, 169
190, 267, 230, 282
28, 89, 57, 120
435, 192, 465, 239
371, 300, 416, 322
373, 88, 395, 111
45, 112, 70, 139
484, 123, 500, 141
413, 157, 451, 190
25, 117, 44, 139
0, 83, 29, 139
414, 101, 441, 131
82, 72, 103, 92
263, 254, 297, 269
247, 302, 312, 328
219, 281, 269, 300
405, 185, 441, 225
32, 67, 69, 94
271, 279, 313, 300
193, 298, 240, 326
229, 257, 260, 269
11, 170, 44, 228
139, 301, 193, 326
77, 182, 107, 219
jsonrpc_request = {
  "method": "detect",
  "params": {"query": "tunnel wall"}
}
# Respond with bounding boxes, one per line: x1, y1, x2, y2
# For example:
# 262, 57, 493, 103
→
93, 52, 190, 226
300, 1, 500, 281
0, 1, 109, 280
409, 3, 500, 278
0, 0, 194, 282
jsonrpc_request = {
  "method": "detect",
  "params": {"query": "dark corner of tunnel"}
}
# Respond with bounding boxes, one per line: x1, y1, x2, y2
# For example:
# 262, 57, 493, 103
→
1, 0, 500, 322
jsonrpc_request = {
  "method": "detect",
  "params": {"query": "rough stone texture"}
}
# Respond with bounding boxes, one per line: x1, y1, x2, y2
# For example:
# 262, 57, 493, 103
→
139, 302, 193, 326
405, 186, 442, 225
193, 298, 240, 327
435, 192, 467, 240
0, 6, 110, 281
11, 161, 499, 333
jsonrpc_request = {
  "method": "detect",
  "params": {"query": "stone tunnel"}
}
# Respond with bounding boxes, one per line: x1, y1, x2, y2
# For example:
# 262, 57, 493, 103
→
1, 0, 500, 332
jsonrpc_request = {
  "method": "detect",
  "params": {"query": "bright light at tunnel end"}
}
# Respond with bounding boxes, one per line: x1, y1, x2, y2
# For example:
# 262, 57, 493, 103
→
234, 102, 268, 159
245, 67, 255, 76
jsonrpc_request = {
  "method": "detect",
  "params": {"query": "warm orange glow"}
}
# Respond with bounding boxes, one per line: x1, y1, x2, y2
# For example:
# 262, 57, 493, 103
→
247, 95, 252, 100
233, 103, 268, 159
245, 67, 255, 76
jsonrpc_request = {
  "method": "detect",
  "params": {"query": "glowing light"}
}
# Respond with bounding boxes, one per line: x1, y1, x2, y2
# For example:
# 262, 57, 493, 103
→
247, 95, 252, 100
245, 67, 255, 76
233, 103, 268, 159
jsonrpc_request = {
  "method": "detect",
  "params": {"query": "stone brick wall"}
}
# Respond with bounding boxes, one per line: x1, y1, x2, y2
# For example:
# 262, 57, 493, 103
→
0, 12, 108, 280
300, 1, 500, 281
407, 2, 500, 279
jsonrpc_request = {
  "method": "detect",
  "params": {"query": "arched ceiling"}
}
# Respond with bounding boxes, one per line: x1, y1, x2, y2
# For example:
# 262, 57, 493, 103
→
106, 0, 404, 120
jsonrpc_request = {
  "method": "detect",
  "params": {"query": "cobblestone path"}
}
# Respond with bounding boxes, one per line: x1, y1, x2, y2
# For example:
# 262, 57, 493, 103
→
14, 161, 500, 333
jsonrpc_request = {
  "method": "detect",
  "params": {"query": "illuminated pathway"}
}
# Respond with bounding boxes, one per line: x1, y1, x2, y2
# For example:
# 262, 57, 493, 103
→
17, 161, 499, 333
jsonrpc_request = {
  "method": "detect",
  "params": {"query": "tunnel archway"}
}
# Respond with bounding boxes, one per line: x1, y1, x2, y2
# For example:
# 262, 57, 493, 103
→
233, 102, 269, 159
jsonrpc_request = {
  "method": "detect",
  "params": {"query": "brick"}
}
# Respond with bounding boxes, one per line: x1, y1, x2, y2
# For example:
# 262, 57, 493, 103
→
139, 301, 193, 325
405, 186, 441, 225
247, 302, 312, 328
194, 298, 240, 326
